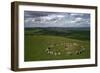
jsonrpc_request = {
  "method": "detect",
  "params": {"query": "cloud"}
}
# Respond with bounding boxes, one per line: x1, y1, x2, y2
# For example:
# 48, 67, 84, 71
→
25, 14, 65, 24
75, 17, 82, 21
70, 13, 85, 17
24, 11, 90, 27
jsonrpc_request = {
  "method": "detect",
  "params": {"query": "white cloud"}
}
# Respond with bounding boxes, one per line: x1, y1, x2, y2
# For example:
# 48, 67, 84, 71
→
75, 17, 82, 21
25, 13, 90, 27
25, 18, 33, 23
70, 20, 77, 23
70, 13, 84, 17
70, 13, 78, 16
25, 14, 65, 24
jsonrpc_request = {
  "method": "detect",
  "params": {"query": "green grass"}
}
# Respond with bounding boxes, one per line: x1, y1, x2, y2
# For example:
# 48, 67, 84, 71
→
24, 28, 90, 61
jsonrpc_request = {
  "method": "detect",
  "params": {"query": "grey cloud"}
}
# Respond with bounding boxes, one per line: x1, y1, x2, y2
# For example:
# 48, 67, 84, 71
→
24, 11, 90, 28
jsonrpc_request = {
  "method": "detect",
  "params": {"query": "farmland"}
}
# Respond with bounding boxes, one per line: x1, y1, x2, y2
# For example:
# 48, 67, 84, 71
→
24, 27, 90, 61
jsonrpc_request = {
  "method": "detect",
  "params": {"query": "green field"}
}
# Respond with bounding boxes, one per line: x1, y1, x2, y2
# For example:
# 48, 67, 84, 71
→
24, 27, 90, 61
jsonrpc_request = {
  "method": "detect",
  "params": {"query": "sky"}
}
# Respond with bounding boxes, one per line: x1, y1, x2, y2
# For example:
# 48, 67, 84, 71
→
24, 11, 90, 28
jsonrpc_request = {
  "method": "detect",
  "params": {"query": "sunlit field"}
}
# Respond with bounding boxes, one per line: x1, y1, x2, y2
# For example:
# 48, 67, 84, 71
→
24, 27, 90, 61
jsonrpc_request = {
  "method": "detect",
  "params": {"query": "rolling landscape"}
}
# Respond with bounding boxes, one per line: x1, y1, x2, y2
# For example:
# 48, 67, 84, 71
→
24, 27, 90, 61
24, 11, 90, 61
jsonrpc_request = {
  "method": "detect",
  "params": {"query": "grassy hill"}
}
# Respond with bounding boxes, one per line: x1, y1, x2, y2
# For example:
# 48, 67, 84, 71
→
24, 27, 90, 61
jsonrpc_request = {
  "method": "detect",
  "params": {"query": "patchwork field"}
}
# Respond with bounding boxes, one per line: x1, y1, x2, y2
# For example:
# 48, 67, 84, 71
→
24, 27, 90, 61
